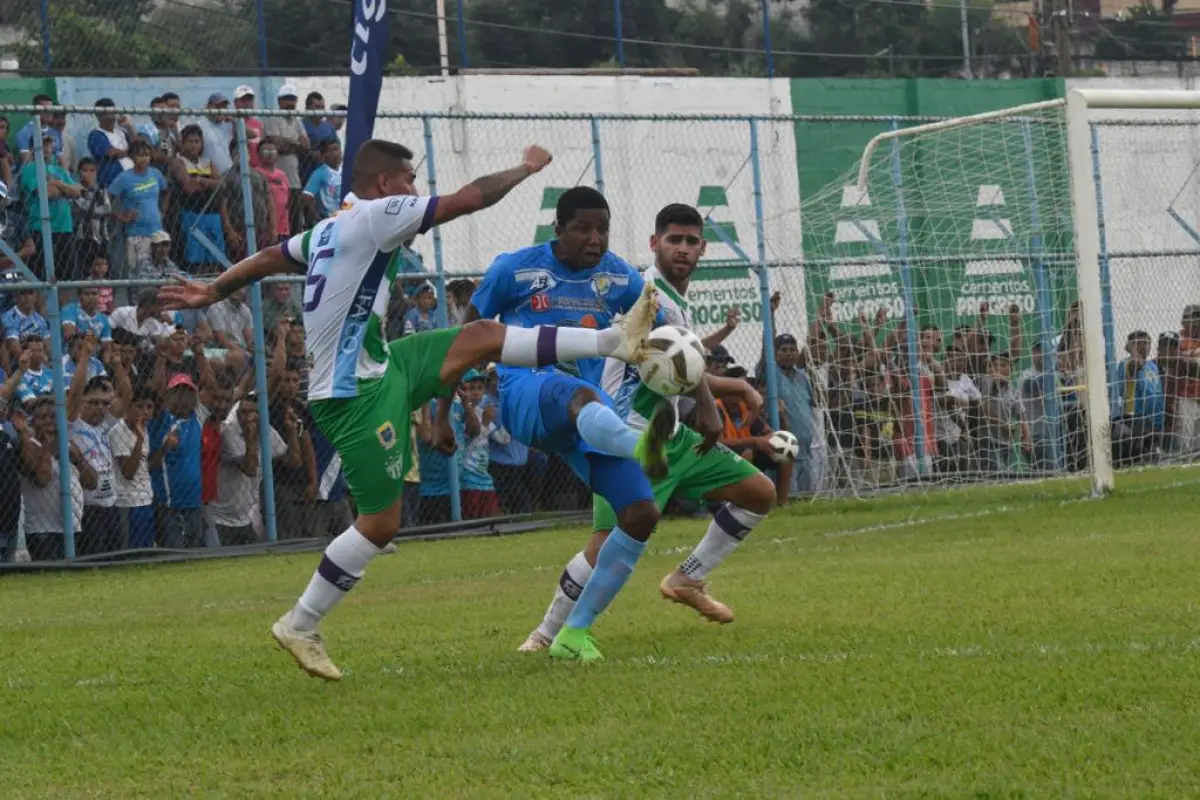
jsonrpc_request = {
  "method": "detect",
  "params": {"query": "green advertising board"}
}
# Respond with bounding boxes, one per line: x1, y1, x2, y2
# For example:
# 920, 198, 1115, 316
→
0, 78, 57, 152
791, 79, 1075, 361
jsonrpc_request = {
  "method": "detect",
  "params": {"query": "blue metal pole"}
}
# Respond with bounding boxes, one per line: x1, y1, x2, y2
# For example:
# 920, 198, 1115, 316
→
614, 0, 626, 68
749, 120, 780, 431
32, 126, 73, 558
887, 120, 927, 474
1089, 123, 1118, 420
456, 0, 469, 69
255, 0, 269, 71
422, 116, 462, 523
1023, 120, 1063, 473
40, 0, 52, 70
760, 0, 775, 79
590, 118, 605, 195
236, 118, 278, 542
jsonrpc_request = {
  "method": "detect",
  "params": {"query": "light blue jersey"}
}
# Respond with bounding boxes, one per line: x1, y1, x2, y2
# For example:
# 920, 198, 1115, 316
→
303, 164, 342, 219
471, 243, 647, 387
2, 307, 49, 340
61, 303, 113, 341
17, 367, 53, 402
62, 355, 107, 382
470, 240, 663, 520
452, 399, 494, 492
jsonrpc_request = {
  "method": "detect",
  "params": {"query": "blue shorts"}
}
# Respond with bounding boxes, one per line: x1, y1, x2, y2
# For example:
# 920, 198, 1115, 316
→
499, 369, 651, 512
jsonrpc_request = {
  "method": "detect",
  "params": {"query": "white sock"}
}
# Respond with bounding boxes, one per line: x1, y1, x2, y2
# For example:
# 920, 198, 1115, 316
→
291, 526, 381, 631
680, 504, 766, 581
499, 326, 622, 367
536, 551, 593, 639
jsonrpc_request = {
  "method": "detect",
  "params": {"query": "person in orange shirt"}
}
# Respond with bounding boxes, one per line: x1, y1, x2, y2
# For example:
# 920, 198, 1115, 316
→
716, 367, 793, 507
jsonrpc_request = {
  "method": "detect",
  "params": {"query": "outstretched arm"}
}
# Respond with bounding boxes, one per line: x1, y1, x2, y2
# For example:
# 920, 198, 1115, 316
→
431, 145, 552, 227
159, 246, 302, 311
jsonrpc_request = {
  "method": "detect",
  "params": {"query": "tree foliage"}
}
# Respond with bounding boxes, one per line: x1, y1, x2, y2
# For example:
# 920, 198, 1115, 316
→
1093, 2, 1187, 61
11, 0, 1030, 77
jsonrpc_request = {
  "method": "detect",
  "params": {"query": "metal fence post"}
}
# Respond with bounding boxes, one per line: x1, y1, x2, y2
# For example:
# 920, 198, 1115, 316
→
236, 118, 278, 542
590, 118, 606, 195
422, 116, 462, 523
887, 119, 928, 475
749, 119, 780, 431
40, 0, 52, 70
32, 121, 74, 558
255, 0, 269, 71
614, 0, 626, 68
457, 0, 469, 69
760, 0, 775, 79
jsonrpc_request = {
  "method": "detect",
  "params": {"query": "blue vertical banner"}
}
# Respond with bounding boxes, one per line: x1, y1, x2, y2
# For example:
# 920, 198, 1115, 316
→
342, 0, 390, 200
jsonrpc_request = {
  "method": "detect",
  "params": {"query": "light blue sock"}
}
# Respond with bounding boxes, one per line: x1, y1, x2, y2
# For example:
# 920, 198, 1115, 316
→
575, 402, 639, 460
564, 526, 646, 629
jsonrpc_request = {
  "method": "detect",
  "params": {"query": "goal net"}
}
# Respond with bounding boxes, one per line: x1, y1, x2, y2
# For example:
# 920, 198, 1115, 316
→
787, 95, 1174, 500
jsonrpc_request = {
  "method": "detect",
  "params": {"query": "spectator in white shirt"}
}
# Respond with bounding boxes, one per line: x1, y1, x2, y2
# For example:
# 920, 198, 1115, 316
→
109, 386, 156, 549
209, 393, 287, 545
67, 339, 130, 555
20, 396, 94, 561
111, 289, 176, 355
207, 287, 254, 351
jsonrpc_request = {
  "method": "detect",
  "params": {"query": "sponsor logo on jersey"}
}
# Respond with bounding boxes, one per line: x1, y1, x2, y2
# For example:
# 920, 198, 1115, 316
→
514, 269, 556, 292
385, 196, 411, 216
530, 293, 550, 311
376, 421, 397, 449
385, 453, 405, 480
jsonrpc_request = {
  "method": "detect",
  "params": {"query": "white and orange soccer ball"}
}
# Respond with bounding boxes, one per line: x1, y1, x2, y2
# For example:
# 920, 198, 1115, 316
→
637, 325, 707, 396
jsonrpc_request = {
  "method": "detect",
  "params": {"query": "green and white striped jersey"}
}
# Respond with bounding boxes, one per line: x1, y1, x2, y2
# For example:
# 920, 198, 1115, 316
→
283, 192, 437, 402
601, 265, 694, 432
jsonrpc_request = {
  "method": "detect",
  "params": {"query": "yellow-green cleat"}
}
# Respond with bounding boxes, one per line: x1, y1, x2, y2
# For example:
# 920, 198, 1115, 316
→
635, 400, 676, 481
548, 625, 604, 663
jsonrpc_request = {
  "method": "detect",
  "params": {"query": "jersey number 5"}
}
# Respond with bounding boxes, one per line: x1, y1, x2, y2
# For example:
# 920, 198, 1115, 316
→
304, 248, 334, 312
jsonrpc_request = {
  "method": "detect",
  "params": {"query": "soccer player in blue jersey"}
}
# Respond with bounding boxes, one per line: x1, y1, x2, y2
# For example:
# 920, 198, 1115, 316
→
465, 186, 712, 662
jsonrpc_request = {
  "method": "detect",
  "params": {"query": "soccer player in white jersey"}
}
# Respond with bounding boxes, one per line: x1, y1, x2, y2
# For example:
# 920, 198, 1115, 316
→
519, 204, 777, 651
161, 139, 660, 680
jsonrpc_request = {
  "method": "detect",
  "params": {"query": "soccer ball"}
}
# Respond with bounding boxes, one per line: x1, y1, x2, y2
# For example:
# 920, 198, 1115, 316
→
637, 325, 707, 396
767, 430, 800, 463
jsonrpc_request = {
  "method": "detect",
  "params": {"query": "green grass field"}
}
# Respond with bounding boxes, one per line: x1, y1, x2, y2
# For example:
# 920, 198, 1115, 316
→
5, 469, 1200, 797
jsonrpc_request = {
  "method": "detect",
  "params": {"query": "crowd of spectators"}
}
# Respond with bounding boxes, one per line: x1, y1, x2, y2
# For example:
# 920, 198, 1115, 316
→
1, 89, 1194, 561
743, 293, 1200, 497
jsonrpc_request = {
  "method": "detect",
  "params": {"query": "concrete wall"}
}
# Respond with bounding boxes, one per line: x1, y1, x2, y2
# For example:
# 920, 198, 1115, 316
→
1068, 77, 1200, 344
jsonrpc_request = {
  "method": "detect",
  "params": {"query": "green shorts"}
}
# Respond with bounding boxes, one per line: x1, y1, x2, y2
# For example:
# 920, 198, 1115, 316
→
592, 424, 761, 532
309, 327, 461, 515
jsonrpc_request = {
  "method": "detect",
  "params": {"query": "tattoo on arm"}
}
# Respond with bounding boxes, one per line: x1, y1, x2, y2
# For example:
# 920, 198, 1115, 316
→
469, 164, 533, 209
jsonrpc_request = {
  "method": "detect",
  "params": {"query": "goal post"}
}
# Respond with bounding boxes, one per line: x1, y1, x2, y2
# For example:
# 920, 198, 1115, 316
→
790, 88, 1200, 501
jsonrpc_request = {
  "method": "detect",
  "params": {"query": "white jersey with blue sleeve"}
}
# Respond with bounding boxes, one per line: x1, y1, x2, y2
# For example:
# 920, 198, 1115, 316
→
282, 192, 438, 401
602, 265, 694, 432
470, 243, 651, 387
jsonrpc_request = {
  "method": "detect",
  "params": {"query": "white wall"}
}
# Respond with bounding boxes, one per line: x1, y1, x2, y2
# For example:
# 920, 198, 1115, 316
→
1068, 77, 1200, 347
295, 74, 803, 365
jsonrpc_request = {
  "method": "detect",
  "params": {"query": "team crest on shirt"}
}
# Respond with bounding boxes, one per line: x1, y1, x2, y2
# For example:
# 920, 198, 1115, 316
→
376, 421, 398, 450
591, 275, 613, 297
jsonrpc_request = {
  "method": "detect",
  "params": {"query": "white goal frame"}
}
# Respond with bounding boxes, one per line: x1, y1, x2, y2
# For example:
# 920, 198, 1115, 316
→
850, 89, 1200, 497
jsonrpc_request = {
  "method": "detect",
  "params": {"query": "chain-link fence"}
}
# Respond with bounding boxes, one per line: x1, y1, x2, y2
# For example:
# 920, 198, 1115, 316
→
0, 99, 1193, 562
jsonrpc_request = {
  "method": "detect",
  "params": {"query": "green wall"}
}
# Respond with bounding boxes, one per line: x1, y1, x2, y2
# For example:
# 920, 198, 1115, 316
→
791, 78, 1073, 354
0, 77, 58, 152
